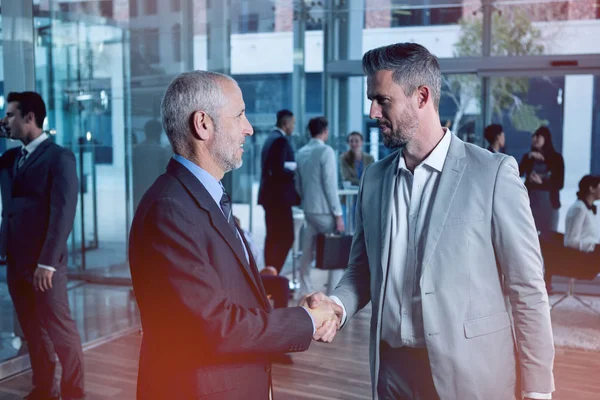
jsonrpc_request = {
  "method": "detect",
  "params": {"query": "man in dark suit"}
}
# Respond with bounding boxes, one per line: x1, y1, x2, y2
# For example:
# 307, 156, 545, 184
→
128, 71, 339, 399
0, 92, 84, 400
257, 109, 298, 273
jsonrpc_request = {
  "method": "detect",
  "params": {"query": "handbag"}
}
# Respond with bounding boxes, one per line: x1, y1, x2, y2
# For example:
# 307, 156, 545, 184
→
315, 232, 352, 270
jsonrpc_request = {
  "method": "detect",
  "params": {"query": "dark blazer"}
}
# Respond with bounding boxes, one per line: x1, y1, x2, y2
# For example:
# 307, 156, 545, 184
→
129, 159, 313, 399
258, 129, 299, 207
519, 151, 565, 209
0, 139, 78, 277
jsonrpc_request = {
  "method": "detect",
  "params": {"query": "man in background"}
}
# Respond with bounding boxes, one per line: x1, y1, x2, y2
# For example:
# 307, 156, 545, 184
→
0, 91, 84, 400
484, 123, 505, 153
295, 117, 345, 296
258, 109, 298, 273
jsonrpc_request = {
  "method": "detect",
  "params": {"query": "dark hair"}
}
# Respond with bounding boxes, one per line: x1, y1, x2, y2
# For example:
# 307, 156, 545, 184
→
7, 91, 47, 129
276, 109, 294, 128
483, 124, 503, 145
532, 126, 556, 156
144, 119, 163, 142
577, 175, 600, 200
347, 131, 363, 142
362, 42, 441, 110
308, 117, 328, 138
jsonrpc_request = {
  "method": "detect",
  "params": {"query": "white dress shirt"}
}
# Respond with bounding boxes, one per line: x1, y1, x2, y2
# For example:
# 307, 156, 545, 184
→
20, 133, 56, 273
380, 128, 451, 348
564, 199, 599, 253
332, 130, 550, 399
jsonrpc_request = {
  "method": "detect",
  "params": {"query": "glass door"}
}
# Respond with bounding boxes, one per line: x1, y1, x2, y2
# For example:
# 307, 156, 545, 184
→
35, 13, 130, 276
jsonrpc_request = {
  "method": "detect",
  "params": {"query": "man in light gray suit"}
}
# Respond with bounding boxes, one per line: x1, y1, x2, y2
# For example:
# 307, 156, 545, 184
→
303, 43, 554, 400
295, 116, 345, 296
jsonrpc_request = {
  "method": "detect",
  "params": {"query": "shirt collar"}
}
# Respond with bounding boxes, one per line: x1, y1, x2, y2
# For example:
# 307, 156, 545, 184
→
309, 138, 325, 145
172, 154, 223, 206
274, 127, 287, 137
22, 132, 49, 155
398, 128, 452, 173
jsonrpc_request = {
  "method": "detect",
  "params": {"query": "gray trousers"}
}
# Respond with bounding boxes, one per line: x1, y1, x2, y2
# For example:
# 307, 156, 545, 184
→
298, 213, 344, 295
377, 341, 439, 400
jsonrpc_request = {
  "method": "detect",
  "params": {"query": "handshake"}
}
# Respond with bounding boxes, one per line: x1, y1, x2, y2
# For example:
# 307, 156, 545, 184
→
299, 292, 343, 343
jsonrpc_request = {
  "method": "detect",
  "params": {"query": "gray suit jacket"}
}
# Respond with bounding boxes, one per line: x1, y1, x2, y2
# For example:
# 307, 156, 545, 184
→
332, 134, 554, 400
295, 138, 342, 216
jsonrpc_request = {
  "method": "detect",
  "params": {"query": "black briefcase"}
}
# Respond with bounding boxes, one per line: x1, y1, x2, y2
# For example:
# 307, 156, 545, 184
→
315, 233, 352, 270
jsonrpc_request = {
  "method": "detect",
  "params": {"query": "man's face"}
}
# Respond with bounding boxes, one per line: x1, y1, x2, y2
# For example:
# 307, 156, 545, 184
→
208, 80, 254, 173
3, 102, 27, 140
284, 116, 295, 136
367, 70, 419, 149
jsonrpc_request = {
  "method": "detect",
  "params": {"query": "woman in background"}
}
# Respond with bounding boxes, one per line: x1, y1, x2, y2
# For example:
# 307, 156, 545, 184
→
340, 131, 374, 186
519, 126, 565, 233
564, 175, 600, 252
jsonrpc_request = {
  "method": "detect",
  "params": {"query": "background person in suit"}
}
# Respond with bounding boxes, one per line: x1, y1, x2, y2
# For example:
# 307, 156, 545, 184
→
483, 123, 505, 154
132, 119, 172, 210
129, 71, 339, 399
303, 43, 554, 400
257, 109, 298, 273
295, 117, 345, 296
519, 126, 565, 234
0, 92, 84, 400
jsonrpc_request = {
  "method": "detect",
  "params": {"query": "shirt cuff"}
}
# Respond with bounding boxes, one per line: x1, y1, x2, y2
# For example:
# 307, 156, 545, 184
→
523, 392, 552, 399
301, 306, 316, 335
329, 295, 347, 326
38, 264, 56, 272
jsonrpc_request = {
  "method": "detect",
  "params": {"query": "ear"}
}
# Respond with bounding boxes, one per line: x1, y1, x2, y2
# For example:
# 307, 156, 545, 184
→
416, 86, 430, 110
191, 110, 213, 141
24, 111, 37, 125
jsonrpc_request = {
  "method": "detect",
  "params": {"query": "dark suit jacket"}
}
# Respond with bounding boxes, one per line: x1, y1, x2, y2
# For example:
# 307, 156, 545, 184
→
257, 129, 299, 207
519, 151, 565, 209
0, 139, 78, 278
129, 159, 313, 399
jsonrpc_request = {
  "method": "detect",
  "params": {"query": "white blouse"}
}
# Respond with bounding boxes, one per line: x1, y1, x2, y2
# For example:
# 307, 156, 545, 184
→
564, 199, 599, 252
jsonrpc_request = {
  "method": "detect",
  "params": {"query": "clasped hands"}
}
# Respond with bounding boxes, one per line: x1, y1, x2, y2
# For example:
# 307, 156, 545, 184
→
300, 292, 343, 343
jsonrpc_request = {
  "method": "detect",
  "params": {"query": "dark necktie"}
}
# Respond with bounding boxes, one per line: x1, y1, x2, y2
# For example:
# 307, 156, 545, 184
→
16, 148, 28, 171
219, 184, 237, 235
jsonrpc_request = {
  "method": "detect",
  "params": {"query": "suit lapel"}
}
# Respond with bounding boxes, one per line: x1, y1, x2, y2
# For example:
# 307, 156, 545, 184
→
421, 135, 466, 270
379, 151, 400, 275
167, 160, 268, 305
14, 139, 52, 180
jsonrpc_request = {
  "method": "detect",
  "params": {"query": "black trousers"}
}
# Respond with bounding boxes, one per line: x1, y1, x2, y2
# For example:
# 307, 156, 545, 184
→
377, 341, 439, 400
7, 267, 85, 399
263, 204, 294, 273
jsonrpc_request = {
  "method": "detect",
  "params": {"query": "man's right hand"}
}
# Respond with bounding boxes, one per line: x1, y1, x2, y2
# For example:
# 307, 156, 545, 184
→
301, 292, 343, 343
335, 215, 345, 233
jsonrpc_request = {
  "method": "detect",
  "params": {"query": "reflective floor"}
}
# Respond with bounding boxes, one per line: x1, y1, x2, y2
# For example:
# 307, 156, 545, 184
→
0, 267, 139, 365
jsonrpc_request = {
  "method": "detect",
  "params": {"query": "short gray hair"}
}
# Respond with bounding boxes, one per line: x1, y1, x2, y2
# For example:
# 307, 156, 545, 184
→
161, 70, 233, 154
362, 43, 441, 110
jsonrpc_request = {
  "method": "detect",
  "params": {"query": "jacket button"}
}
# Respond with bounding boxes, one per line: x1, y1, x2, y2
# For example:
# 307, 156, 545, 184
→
264, 364, 271, 373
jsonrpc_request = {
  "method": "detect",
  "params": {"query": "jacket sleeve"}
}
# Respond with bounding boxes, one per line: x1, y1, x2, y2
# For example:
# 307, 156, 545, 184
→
548, 153, 565, 191
266, 136, 295, 180
491, 156, 555, 394
141, 198, 314, 355
38, 150, 78, 267
320, 146, 342, 216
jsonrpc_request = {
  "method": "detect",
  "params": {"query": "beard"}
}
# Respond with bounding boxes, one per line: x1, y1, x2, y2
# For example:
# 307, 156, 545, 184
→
210, 125, 243, 173
380, 110, 419, 149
